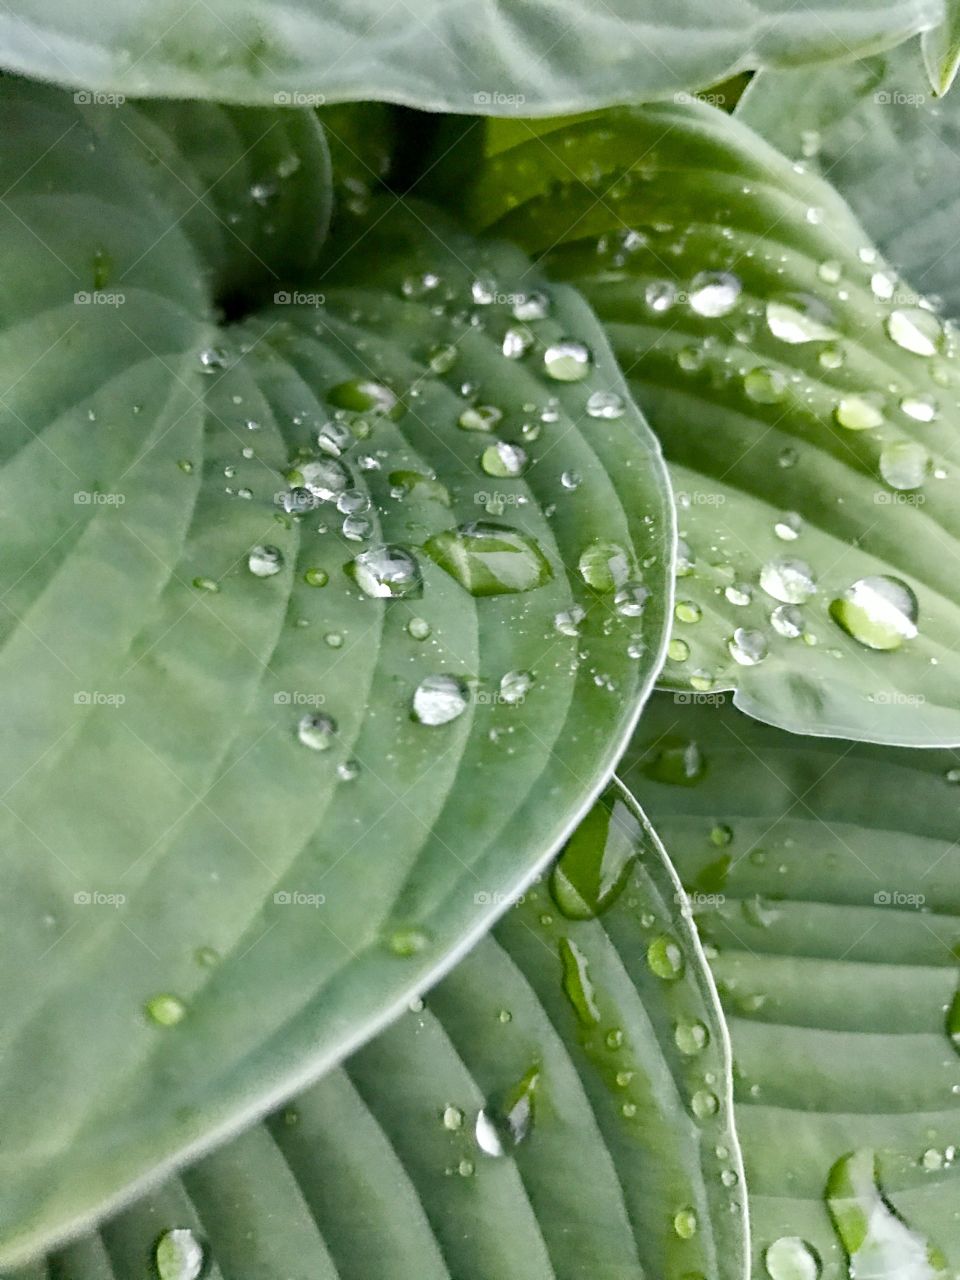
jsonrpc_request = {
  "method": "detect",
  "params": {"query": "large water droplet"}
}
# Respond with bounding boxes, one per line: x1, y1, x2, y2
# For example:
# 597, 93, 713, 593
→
764, 1236, 821, 1280
551, 791, 641, 919
578, 540, 630, 592
647, 934, 684, 980
155, 1228, 205, 1280
690, 271, 741, 318
458, 404, 503, 433
345, 545, 423, 598
826, 1149, 949, 1279
886, 307, 945, 358
327, 378, 398, 415
880, 440, 931, 491
559, 937, 600, 1026
247, 545, 284, 578
423, 522, 552, 596
544, 339, 592, 381
760, 557, 816, 604
829, 575, 918, 650
475, 1066, 539, 1157
766, 294, 839, 344
744, 367, 788, 404
481, 440, 528, 477
728, 627, 768, 666
412, 674, 469, 726
296, 458, 352, 500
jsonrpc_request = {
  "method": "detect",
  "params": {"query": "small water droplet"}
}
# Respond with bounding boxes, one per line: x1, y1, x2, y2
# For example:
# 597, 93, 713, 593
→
155, 1228, 205, 1280
642, 739, 705, 786
512, 291, 550, 321
725, 583, 753, 607
675, 600, 702, 624
771, 604, 805, 638
647, 934, 684, 980
900, 394, 938, 422
691, 1089, 719, 1119
673, 1207, 698, 1239
481, 440, 528, 477
728, 627, 768, 666
880, 440, 931, 490
690, 271, 741, 318
304, 567, 328, 587
774, 512, 803, 541
145, 994, 187, 1026
327, 378, 398, 415
829, 575, 918, 650
766, 294, 838, 344
675, 1021, 709, 1056
544, 339, 592, 382
407, 617, 431, 641
559, 936, 600, 1026
248, 545, 284, 578
295, 458, 352, 500
835, 395, 884, 431
443, 1105, 464, 1131
586, 389, 625, 419
744, 367, 788, 404
578, 541, 630, 592
500, 670, 533, 704
412, 674, 469, 726
459, 404, 503, 433
886, 307, 945, 358
475, 1066, 539, 1157
297, 713, 337, 751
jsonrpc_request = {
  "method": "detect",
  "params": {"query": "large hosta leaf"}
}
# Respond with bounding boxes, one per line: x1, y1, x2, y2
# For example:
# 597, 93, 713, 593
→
0, 80, 672, 1263
623, 692, 960, 1279
739, 41, 960, 316
463, 103, 960, 745
3, 789, 747, 1280
0, 0, 942, 114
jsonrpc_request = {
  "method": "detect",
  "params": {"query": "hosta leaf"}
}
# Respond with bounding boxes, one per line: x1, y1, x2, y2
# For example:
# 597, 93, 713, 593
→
739, 43, 960, 316
624, 692, 960, 1279
0, 0, 942, 114
4, 788, 747, 1280
463, 103, 960, 745
0, 81, 672, 1263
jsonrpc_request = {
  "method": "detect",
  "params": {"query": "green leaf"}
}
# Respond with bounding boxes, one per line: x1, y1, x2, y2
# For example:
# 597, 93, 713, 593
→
462, 102, 960, 745
623, 691, 960, 1278
739, 43, 960, 316
0, 0, 943, 114
923, 2, 960, 94
0, 81, 672, 1263
5, 788, 747, 1280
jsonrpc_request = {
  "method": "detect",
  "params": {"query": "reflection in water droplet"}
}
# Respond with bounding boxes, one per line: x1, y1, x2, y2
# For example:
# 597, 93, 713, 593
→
647, 934, 684, 980
675, 1021, 709, 1056
145, 994, 186, 1026
297, 713, 337, 751
771, 604, 805, 638
412, 675, 469, 726
459, 404, 503, 433
879, 440, 930, 491
745, 367, 788, 404
296, 458, 352, 500
327, 378, 398, 415
728, 627, 768, 666
544, 339, 592, 381
481, 441, 528, 478
424, 522, 552, 596
155, 1228, 205, 1280
643, 739, 706, 786
691, 1089, 719, 1119
829, 575, 919, 650
248, 545, 284, 578
764, 1236, 821, 1280
826, 1149, 948, 1280
886, 307, 945, 358
760, 558, 816, 604
559, 937, 600, 1026
475, 1066, 539, 1157
551, 791, 641, 920
500, 670, 533, 704
586, 390, 626, 419
766, 295, 838, 344
673, 1207, 698, 1239
579, 541, 630, 592
690, 271, 741, 318
835, 395, 883, 431
345, 545, 423, 598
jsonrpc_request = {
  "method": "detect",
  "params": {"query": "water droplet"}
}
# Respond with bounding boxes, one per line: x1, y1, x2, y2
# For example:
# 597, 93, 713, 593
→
764, 1236, 821, 1280
554, 605, 586, 636
199, 346, 227, 372
387, 926, 430, 957
578, 541, 630, 592
691, 1089, 719, 1119
901, 394, 938, 422
501, 325, 534, 360
886, 307, 945, 358
155, 1228, 205, 1280
614, 582, 649, 617
642, 739, 705, 786
475, 1066, 539, 1157
778, 447, 799, 469
423, 522, 552, 596
835, 395, 883, 431
744, 367, 788, 404
327, 379, 398, 415
647, 934, 684, 980
826, 1149, 948, 1280
412, 675, 469, 726
551, 791, 641, 920
512, 291, 550, 321
443, 1105, 464, 1131
559, 936, 600, 1026
829, 576, 918, 650
345, 545, 423, 599
560, 470, 581, 490
145, 994, 187, 1026
710, 824, 733, 847
295, 458, 352, 500
471, 275, 496, 305
458, 1158, 474, 1177
429, 343, 458, 374
304, 567, 328, 587
337, 759, 360, 781
248, 545, 283, 578
645, 281, 677, 312
674, 1208, 698, 1239
760, 557, 816, 604
766, 295, 838, 344
500, 670, 533, 704
297, 713, 337, 751
177, 458, 194, 474
458, 404, 503, 433
675, 1021, 709, 1056
774, 512, 803, 541
690, 271, 741, 318
728, 627, 768, 666
192, 576, 219, 593
771, 604, 805, 638
407, 617, 431, 641
481, 441, 528, 478
544, 339, 592, 382
586, 390, 626, 419
818, 260, 842, 285
669, 638, 690, 662
880, 440, 931, 490
725, 583, 753, 607
675, 600, 702, 624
